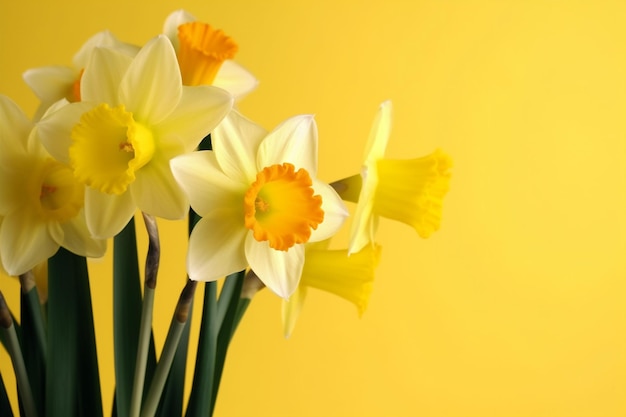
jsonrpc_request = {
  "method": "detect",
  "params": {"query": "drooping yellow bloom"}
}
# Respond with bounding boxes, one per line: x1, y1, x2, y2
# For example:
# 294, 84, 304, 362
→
23, 31, 138, 120
0, 95, 106, 275
282, 242, 381, 338
171, 110, 348, 298
333, 101, 452, 254
37, 36, 233, 238
163, 9, 258, 97
373, 151, 451, 237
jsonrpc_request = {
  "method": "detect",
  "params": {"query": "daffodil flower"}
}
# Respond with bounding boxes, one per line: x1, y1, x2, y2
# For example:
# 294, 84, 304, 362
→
170, 110, 348, 298
332, 101, 452, 254
36, 35, 233, 239
282, 241, 381, 338
23, 30, 139, 120
163, 9, 258, 96
0, 95, 106, 276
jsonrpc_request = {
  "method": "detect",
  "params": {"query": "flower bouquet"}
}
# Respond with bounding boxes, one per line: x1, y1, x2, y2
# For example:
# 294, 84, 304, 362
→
0, 9, 451, 417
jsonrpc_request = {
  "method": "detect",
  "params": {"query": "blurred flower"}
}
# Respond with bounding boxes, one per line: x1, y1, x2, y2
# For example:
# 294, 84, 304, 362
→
163, 9, 259, 97
282, 241, 381, 338
23, 31, 139, 120
171, 110, 348, 298
332, 101, 452, 254
36, 35, 233, 238
0, 95, 106, 275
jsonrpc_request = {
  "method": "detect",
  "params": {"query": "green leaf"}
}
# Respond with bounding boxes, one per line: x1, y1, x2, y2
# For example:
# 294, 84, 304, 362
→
184, 282, 217, 417
140, 280, 196, 417
47, 247, 102, 417
114, 217, 157, 417
157, 295, 193, 417
20, 289, 46, 417
210, 271, 246, 415
0, 372, 14, 417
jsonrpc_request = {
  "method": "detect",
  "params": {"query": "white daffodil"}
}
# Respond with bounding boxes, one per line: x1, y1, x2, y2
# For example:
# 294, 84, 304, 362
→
0, 95, 106, 276
171, 110, 348, 299
23, 30, 139, 120
36, 35, 233, 239
336, 101, 452, 254
163, 9, 258, 97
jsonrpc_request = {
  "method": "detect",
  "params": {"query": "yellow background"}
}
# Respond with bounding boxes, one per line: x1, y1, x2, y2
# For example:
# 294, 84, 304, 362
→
2, 1, 626, 416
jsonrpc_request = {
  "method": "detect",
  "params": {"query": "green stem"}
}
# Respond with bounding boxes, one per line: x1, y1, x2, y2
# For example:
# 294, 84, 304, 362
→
230, 298, 251, 341
129, 287, 155, 417
0, 291, 37, 417
130, 214, 160, 417
140, 280, 197, 417
184, 282, 217, 417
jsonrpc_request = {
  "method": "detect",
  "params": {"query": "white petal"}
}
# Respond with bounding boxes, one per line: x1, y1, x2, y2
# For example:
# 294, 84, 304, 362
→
257, 115, 318, 175
72, 30, 138, 68
0, 210, 59, 276
61, 210, 107, 258
81, 47, 133, 104
282, 285, 307, 338
0, 95, 32, 147
213, 110, 267, 183
22, 66, 77, 103
0, 96, 34, 215
187, 210, 248, 282
130, 144, 189, 220
170, 151, 246, 217
84, 187, 136, 239
347, 101, 392, 255
120, 35, 182, 124
348, 174, 378, 255
348, 197, 376, 255
0, 161, 24, 215
154, 85, 233, 153
36, 101, 93, 165
309, 179, 349, 242
214, 60, 259, 100
245, 236, 304, 299
163, 9, 196, 51
363, 100, 392, 163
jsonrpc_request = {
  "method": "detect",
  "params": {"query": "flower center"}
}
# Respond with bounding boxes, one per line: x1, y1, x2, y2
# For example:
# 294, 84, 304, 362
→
33, 159, 85, 223
69, 103, 155, 195
176, 21, 238, 86
244, 163, 324, 251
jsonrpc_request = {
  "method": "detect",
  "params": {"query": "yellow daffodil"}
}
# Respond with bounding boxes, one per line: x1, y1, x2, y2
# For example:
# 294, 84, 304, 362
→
170, 110, 348, 298
0, 95, 106, 276
163, 9, 258, 97
36, 35, 233, 239
23, 30, 138, 120
335, 101, 452, 254
282, 241, 381, 338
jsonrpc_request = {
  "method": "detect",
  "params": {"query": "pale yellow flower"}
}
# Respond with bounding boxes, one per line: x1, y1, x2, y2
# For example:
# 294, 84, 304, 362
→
23, 31, 138, 119
163, 9, 258, 96
343, 101, 452, 254
0, 95, 106, 275
36, 35, 233, 238
171, 110, 348, 298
